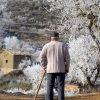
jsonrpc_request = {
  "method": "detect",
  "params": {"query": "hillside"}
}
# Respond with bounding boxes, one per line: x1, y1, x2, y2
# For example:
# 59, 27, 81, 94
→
3, 0, 55, 44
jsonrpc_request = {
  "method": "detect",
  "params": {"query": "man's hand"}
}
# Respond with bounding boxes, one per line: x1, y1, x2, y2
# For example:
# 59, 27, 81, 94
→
65, 69, 69, 74
65, 63, 69, 74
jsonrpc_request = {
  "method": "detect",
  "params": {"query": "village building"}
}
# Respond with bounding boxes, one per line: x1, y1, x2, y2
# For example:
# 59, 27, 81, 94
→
0, 49, 31, 74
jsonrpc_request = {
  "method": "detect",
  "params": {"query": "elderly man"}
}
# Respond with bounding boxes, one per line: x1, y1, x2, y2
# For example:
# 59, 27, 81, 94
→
39, 32, 70, 100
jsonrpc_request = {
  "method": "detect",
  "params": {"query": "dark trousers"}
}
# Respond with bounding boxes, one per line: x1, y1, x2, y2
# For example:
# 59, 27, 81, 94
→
45, 73, 65, 100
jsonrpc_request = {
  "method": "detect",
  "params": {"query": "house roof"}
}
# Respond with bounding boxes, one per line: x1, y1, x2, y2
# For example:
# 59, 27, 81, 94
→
3, 49, 32, 56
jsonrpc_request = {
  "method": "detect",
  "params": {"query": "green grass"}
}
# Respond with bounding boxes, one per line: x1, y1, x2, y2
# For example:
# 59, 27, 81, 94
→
0, 82, 32, 91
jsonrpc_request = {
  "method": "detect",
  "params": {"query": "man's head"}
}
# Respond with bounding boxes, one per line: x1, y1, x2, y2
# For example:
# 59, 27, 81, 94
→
50, 31, 59, 41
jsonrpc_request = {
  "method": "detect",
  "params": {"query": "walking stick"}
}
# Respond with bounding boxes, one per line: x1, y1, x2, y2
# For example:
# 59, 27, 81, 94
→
33, 69, 46, 100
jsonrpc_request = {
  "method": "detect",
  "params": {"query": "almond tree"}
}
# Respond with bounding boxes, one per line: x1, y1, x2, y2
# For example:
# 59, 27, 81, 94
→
46, 0, 100, 86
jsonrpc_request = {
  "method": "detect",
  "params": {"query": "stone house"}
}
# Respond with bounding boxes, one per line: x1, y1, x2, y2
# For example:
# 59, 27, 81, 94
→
0, 49, 31, 74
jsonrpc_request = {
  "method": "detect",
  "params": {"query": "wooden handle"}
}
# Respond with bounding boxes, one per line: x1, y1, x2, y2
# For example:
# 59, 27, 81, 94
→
33, 71, 46, 100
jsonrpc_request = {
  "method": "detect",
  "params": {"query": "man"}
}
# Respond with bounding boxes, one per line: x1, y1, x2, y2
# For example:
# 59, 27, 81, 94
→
39, 32, 70, 100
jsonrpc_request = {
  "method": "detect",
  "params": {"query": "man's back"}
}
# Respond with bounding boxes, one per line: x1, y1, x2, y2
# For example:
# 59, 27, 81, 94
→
40, 40, 69, 73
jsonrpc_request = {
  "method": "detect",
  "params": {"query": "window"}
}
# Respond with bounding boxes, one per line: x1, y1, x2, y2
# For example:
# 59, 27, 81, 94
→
5, 60, 8, 63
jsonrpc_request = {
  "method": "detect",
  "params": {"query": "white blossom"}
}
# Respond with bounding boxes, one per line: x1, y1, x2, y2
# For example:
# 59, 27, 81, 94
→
4, 36, 20, 50
68, 35, 99, 85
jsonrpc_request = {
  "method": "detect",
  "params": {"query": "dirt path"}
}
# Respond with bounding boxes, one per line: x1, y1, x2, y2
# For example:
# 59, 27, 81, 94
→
0, 94, 44, 100
0, 92, 100, 100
